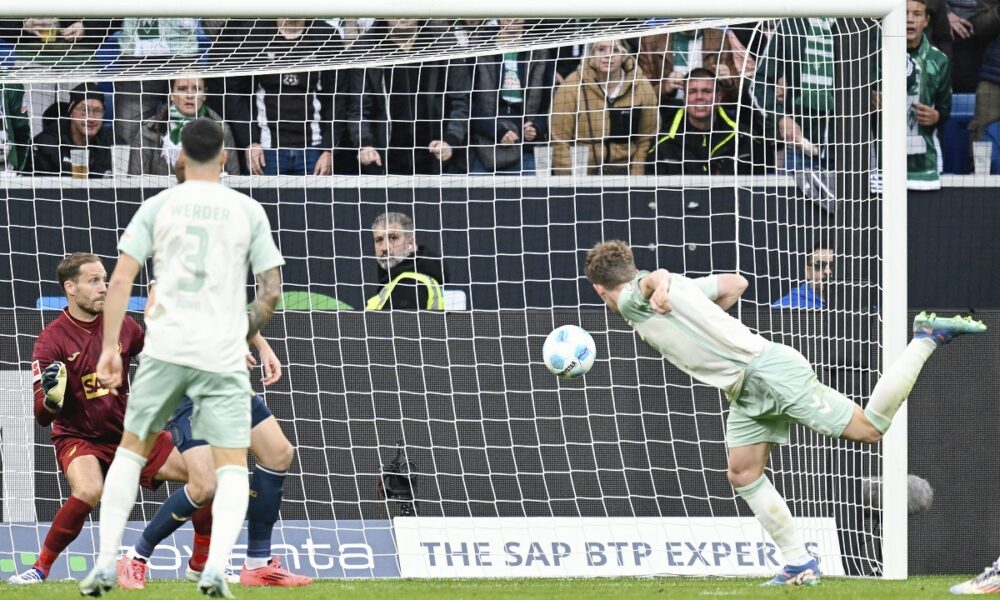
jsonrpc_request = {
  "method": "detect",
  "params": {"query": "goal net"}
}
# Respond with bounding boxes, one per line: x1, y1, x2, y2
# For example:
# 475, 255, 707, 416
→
0, 14, 900, 580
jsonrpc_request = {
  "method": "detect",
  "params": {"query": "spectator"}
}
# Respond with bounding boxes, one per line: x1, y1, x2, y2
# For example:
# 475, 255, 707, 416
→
326, 18, 374, 175
470, 19, 553, 174
1, 82, 31, 173
636, 27, 733, 107
0, 18, 113, 56
906, 0, 952, 190
127, 77, 239, 176
970, 0, 1000, 144
926, 0, 957, 58
366, 211, 446, 311
948, 0, 990, 92
648, 68, 761, 175
32, 83, 112, 177
0, 19, 116, 140
772, 244, 834, 309
113, 18, 203, 145
754, 19, 849, 202
550, 39, 658, 175
348, 20, 472, 175
234, 19, 338, 176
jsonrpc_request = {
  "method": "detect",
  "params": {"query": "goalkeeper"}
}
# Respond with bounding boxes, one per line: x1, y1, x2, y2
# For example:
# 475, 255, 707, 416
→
8, 253, 192, 585
585, 240, 985, 587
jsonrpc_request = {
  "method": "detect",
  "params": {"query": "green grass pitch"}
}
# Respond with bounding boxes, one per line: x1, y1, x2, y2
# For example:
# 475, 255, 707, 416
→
0, 576, 973, 599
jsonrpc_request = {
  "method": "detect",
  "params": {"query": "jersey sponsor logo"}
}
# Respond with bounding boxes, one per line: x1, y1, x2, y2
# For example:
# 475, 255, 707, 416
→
81, 372, 110, 400
67, 351, 80, 362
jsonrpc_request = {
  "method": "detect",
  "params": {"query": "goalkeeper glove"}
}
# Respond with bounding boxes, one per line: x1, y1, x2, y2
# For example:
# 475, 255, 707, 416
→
41, 361, 67, 413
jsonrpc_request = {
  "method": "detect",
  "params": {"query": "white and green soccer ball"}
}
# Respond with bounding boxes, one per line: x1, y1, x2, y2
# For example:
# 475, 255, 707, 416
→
542, 325, 596, 379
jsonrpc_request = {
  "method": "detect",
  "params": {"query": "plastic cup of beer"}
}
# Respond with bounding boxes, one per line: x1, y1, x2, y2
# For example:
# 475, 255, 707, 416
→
973, 141, 993, 176
70, 149, 89, 179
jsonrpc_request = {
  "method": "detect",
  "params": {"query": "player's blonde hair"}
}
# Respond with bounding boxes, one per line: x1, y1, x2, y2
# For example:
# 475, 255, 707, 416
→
585, 240, 638, 288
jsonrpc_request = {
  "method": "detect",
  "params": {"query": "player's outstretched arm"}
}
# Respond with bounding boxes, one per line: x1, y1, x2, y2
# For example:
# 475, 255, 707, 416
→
247, 266, 282, 342
97, 253, 140, 390
714, 274, 749, 311
640, 269, 673, 313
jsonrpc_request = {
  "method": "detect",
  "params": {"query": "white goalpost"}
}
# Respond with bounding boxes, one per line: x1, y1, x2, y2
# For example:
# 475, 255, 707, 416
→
0, 1, 908, 582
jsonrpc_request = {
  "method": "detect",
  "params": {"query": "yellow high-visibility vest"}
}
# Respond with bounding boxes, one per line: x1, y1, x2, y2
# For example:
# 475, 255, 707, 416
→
365, 271, 445, 311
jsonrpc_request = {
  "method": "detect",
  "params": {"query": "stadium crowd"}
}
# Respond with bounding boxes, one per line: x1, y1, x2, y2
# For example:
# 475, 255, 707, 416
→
0, 8, 997, 185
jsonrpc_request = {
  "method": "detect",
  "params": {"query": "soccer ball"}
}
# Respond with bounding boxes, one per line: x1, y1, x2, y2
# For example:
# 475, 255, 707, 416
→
542, 325, 596, 379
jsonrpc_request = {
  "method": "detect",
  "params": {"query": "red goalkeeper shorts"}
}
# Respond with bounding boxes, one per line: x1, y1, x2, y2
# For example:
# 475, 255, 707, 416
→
53, 431, 175, 491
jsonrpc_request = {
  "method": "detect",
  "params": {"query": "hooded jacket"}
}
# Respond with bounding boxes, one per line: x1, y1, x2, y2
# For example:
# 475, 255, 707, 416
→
550, 54, 658, 175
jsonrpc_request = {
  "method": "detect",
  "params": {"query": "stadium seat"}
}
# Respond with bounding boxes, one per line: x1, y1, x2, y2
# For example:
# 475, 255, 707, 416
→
983, 120, 1000, 175
941, 93, 976, 174
36, 296, 148, 311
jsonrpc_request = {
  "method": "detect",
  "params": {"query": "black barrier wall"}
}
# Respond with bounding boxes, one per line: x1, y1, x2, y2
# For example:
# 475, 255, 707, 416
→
0, 182, 881, 311
2, 185, 995, 310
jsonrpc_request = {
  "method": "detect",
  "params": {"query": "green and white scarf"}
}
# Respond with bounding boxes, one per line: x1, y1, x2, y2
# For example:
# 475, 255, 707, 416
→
795, 18, 836, 112
168, 103, 205, 144
162, 103, 206, 169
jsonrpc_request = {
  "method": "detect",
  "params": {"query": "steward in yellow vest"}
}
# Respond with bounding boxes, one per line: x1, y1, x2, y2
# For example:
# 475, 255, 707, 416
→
366, 247, 445, 311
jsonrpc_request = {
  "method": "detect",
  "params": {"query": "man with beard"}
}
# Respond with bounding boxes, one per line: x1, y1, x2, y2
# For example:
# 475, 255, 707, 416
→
8, 252, 190, 584
366, 211, 446, 311
771, 244, 835, 309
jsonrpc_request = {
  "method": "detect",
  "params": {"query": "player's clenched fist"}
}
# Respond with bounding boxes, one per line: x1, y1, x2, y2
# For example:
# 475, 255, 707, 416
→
96, 349, 123, 391
650, 273, 673, 314
41, 361, 67, 412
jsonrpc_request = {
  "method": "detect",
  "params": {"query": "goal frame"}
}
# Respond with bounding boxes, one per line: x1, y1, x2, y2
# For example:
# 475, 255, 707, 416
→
3, 0, 910, 579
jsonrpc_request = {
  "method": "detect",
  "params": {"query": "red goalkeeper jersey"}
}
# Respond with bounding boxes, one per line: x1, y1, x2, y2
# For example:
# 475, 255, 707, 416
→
32, 309, 144, 445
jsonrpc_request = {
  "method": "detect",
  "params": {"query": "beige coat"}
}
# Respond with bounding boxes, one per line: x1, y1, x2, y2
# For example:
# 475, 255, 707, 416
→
550, 56, 658, 175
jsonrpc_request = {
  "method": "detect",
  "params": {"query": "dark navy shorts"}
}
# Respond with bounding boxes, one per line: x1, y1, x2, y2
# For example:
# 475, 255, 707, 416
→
167, 394, 273, 453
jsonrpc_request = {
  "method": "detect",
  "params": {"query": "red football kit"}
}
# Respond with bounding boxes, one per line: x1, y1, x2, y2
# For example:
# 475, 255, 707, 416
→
32, 308, 172, 488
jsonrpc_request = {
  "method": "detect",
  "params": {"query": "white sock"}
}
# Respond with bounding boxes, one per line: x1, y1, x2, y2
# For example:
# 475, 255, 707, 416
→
206, 466, 250, 574
244, 557, 270, 570
735, 474, 808, 565
864, 337, 936, 433
97, 448, 146, 567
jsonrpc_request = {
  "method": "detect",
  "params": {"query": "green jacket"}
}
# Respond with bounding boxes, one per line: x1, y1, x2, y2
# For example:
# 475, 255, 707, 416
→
1, 83, 30, 173
906, 35, 951, 190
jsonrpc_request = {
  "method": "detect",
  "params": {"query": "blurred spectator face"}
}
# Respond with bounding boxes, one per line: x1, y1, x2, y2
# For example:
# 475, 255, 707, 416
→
388, 19, 420, 36
806, 248, 834, 294
906, 0, 929, 48
70, 99, 105, 141
373, 220, 415, 270
170, 78, 206, 117
589, 40, 625, 78
685, 77, 719, 123
498, 19, 525, 42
